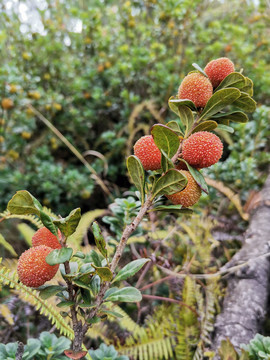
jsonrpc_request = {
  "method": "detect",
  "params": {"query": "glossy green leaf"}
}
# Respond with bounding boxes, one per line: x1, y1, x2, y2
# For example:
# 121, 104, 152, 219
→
166, 121, 184, 136
216, 124, 234, 133
181, 160, 208, 194
177, 105, 194, 137
127, 155, 145, 204
199, 88, 241, 121
212, 111, 248, 123
80, 288, 92, 304
7, 190, 42, 216
39, 285, 66, 300
86, 316, 101, 324
233, 92, 257, 112
89, 275, 100, 296
151, 124, 180, 158
72, 251, 85, 259
192, 63, 208, 77
92, 221, 107, 258
161, 150, 174, 173
192, 120, 217, 133
151, 169, 187, 199
73, 278, 91, 290
57, 300, 75, 308
168, 96, 197, 114
93, 266, 113, 281
112, 258, 150, 283
46, 247, 73, 265
53, 208, 81, 238
100, 310, 124, 318
105, 287, 142, 303
149, 205, 193, 214
40, 210, 58, 236
90, 250, 103, 267
215, 72, 246, 91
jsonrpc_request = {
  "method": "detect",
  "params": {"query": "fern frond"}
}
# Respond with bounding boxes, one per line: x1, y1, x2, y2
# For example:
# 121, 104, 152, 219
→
116, 310, 175, 360
0, 210, 43, 229
106, 303, 142, 336
0, 265, 74, 339
86, 322, 109, 343
17, 223, 35, 246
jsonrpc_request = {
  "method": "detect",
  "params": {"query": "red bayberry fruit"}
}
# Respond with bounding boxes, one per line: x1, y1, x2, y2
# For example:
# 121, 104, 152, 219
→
134, 135, 161, 171
166, 170, 201, 207
32, 227, 62, 249
182, 131, 223, 168
178, 73, 213, 108
17, 245, 59, 288
204, 57, 235, 88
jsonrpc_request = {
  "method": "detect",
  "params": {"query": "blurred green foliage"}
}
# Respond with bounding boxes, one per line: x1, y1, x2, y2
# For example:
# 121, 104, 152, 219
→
0, 0, 269, 212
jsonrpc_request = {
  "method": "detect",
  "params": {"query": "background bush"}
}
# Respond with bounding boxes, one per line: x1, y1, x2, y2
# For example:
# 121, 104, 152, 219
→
0, 0, 269, 213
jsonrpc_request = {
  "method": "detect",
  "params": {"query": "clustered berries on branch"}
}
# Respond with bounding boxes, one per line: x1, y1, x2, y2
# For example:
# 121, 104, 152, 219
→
132, 57, 247, 208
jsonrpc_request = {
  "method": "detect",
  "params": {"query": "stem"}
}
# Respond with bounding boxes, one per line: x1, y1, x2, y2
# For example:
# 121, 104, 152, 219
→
15, 342, 24, 360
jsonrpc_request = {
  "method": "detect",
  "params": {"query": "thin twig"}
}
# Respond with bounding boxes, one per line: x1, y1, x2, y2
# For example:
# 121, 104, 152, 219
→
15, 342, 24, 360
142, 294, 198, 315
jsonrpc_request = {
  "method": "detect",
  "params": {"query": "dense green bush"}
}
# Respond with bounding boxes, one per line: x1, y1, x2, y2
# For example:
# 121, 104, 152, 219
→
0, 0, 269, 212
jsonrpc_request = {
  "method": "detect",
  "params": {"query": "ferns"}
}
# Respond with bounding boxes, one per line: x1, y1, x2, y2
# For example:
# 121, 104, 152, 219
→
0, 263, 74, 339
116, 312, 175, 360
0, 210, 43, 229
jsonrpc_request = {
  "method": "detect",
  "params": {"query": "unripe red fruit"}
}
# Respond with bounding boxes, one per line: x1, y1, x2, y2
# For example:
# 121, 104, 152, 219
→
134, 135, 161, 171
178, 73, 213, 108
17, 245, 59, 288
166, 170, 201, 207
204, 57, 235, 88
182, 131, 223, 168
32, 227, 62, 249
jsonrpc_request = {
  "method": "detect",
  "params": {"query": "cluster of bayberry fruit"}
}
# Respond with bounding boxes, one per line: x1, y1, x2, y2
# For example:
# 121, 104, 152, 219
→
134, 58, 235, 207
17, 227, 61, 287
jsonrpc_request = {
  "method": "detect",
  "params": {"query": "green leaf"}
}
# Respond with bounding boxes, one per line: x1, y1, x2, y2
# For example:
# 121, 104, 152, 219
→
100, 310, 124, 318
40, 210, 58, 236
169, 96, 197, 114
166, 121, 184, 136
241, 77, 253, 96
216, 124, 234, 133
39, 285, 66, 300
92, 221, 107, 258
73, 278, 91, 290
151, 124, 180, 158
151, 169, 187, 199
80, 288, 91, 304
53, 208, 81, 238
7, 190, 42, 216
90, 250, 103, 267
215, 72, 246, 91
233, 92, 256, 112
149, 205, 193, 215
192, 120, 217, 134
57, 300, 75, 308
105, 287, 142, 303
46, 248, 73, 265
192, 63, 208, 77
89, 275, 100, 296
161, 150, 174, 173
127, 155, 145, 204
72, 251, 85, 259
199, 88, 241, 121
112, 258, 150, 283
218, 339, 238, 360
177, 105, 194, 137
93, 266, 113, 281
86, 316, 101, 324
181, 160, 208, 194
212, 111, 248, 123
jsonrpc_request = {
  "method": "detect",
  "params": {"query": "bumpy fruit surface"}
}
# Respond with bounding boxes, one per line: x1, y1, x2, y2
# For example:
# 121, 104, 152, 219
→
204, 57, 235, 88
134, 135, 161, 171
182, 131, 223, 168
166, 170, 201, 207
1, 98, 14, 110
32, 227, 62, 249
178, 73, 213, 108
17, 245, 59, 288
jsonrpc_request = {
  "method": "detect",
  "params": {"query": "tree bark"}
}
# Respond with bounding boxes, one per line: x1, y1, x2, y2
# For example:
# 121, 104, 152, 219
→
212, 174, 270, 356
